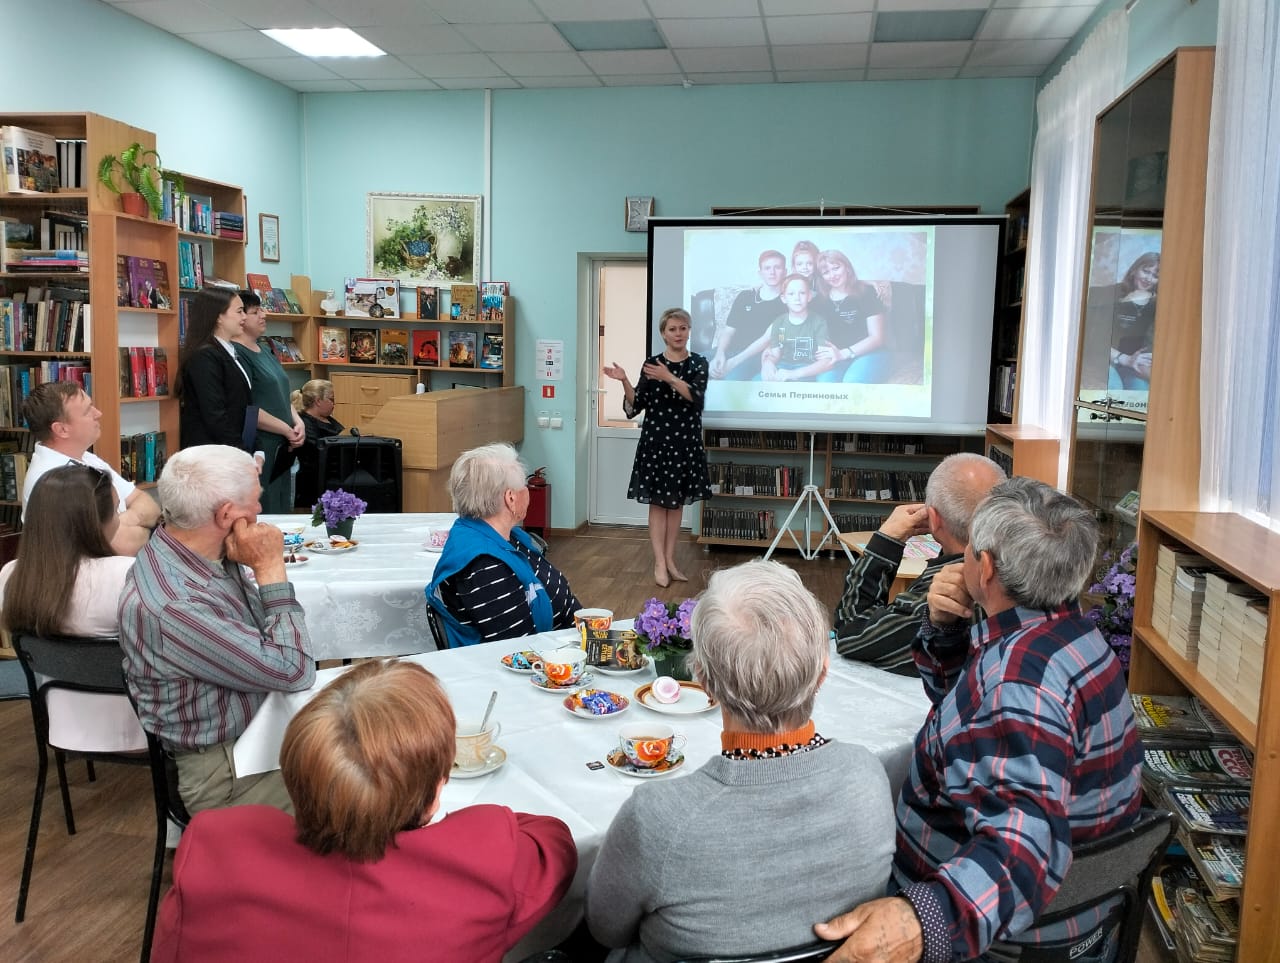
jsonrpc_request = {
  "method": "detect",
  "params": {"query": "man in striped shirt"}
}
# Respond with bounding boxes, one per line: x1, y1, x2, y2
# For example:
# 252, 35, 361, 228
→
818, 478, 1142, 963
121, 445, 316, 815
833, 452, 1006, 673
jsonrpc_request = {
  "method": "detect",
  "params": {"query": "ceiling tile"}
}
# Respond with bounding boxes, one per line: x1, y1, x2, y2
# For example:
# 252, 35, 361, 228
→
195, 0, 339, 29
319, 56, 423, 79
673, 46, 772, 73
433, 76, 523, 88
235, 56, 342, 81
776, 68, 868, 82
292, 78, 362, 91
957, 62, 1042, 78
488, 51, 592, 75
767, 13, 873, 45
771, 43, 867, 70
599, 73, 684, 86
531, 0, 650, 19
111, 0, 248, 33
307, 0, 444, 26
646, 0, 759, 16
580, 49, 679, 73
181, 28, 295, 58
350, 77, 443, 90
762, 0, 873, 12
878, 0, 987, 10
967, 37, 1065, 66
866, 65, 961, 80
658, 18, 766, 48
868, 40, 971, 68
354, 24, 476, 55
993, 0, 1097, 8
685, 71, 776, 85
454, 23, 571, 52
507, 74, 604, 86
978, 6, 1094, 41
426, 0, 545, 24
397, 52, 505, 77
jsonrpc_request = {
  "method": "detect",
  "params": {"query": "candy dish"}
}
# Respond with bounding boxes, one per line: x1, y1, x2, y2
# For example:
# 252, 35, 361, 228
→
500, 650, 539, 673
529, 671, 594, 693
563, 688, 629, 719
304, 538, 358, 555
605, 747, 685, 778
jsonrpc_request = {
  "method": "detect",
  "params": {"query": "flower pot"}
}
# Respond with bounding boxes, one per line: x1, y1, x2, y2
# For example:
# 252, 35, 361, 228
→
120, 192, 150, 218
651, 648, 693, 682
326, 519, 355, 540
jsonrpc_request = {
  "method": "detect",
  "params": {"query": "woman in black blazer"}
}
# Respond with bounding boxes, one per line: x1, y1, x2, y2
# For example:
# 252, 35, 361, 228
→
176, 289, 255, 451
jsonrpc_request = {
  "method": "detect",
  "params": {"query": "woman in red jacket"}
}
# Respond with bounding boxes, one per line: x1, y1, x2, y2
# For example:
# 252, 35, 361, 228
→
151, 660, 578, 963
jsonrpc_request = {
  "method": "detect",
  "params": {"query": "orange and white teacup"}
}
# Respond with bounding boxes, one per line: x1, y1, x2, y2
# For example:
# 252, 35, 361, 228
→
530, 646, 587, 687
573, 608, 613, 632
618, 722, 686, 769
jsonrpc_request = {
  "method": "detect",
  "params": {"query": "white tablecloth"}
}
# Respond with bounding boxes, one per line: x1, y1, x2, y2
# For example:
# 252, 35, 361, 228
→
234, 627, 931, 956
259, 512, 456, 660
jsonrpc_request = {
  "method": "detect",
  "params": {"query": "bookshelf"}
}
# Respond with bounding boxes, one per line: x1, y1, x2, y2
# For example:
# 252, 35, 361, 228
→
0, 111, 163, 523
168, 171, 246, 307
696, 429, 981, 549
988, 188, 1029, 424
983, 423, 1058, 485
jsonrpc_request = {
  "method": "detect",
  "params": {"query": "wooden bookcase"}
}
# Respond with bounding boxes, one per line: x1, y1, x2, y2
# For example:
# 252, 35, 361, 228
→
0, 111, 169, 519
169, 171, 246, 296
696, 429, 981, 549
989, 188, 1030, 423
1131, 511, 1280, 960
983, 423, 1058, 484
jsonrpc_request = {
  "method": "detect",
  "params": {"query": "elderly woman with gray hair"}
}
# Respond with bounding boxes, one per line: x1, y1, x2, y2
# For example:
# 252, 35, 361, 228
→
425, 442, 580, 647
585, 559, 896, 961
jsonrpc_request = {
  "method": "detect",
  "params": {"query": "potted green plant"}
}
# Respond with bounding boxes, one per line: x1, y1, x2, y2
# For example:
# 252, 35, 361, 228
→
97, 143, 175, 219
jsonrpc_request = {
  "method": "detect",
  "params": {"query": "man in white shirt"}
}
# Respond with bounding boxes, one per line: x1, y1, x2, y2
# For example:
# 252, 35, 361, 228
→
20, 381, 160, 555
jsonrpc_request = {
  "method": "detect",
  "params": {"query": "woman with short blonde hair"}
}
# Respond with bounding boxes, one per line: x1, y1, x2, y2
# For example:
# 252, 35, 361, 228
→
290, 379, 344, 510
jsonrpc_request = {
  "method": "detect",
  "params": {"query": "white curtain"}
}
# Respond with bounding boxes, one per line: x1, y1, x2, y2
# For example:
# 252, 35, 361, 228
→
1018, 12, 1128, 486
1200, 0, 1280, 526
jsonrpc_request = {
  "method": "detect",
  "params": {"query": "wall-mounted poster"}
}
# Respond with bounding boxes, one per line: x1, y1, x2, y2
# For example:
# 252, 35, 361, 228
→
368, 192, 481, 287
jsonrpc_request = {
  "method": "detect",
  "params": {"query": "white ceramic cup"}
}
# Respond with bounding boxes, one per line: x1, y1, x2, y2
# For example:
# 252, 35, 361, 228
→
529, 646, 587, 687
454, 719, 503, 771
617, 722, 686, 769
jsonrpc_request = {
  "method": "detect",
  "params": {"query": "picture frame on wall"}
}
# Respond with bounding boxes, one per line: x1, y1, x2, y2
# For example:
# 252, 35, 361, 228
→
368, 192, 482, 287
259, 213, 280, 262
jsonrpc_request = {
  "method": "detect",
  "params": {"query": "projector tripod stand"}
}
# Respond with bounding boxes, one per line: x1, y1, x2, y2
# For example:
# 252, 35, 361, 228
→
763, 431, 856, 565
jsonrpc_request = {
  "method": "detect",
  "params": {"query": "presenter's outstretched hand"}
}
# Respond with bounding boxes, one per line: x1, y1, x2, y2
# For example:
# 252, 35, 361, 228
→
602, 362, 629, 384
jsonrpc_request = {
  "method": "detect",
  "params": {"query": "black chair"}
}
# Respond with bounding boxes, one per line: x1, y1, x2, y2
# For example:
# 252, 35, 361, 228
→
986, 808, 1175, 963
316, 433, 403, 513
675, 942, 840, 963
424, 602, 449, 651
12, 635, 161, 953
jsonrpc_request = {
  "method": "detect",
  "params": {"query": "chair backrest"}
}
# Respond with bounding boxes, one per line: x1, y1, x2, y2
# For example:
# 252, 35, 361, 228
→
316, 434, 403, 513
424, 602, 448, 651
987, 809, 1175, 963
13, 633, 147, 754
674, 940, 840, 963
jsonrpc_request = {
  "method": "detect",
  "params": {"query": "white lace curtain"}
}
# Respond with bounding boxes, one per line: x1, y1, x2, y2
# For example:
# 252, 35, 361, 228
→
1017, 12, 1128, 486
1199, 0, 1280, 526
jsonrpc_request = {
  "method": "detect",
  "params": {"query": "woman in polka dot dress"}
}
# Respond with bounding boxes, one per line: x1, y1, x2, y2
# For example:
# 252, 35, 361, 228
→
603, 307, 712, 587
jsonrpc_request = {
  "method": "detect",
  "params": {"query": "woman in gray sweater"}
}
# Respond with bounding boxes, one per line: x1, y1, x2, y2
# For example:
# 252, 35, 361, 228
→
586, 559, 897, 961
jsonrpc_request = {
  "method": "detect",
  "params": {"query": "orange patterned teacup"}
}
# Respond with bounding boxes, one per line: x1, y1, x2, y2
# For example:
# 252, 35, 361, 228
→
573, 608, 613, 633
530, 646, 586, 687
618, 722, 686, 769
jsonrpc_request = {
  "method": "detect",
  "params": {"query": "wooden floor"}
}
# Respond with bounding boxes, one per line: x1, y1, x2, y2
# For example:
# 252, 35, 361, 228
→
0, 525, 1169, 961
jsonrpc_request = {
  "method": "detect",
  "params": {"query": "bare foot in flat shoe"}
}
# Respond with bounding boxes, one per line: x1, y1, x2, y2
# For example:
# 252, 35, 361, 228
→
654, 566, 671, 588
667, 565, 689, 582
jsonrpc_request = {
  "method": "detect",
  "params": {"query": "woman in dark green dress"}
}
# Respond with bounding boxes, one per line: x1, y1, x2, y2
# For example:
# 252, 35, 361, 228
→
233, 291, 304, 513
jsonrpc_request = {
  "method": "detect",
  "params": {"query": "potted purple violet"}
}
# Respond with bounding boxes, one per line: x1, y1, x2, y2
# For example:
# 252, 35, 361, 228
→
311, 488, 367, 540
634, 597, 698, 681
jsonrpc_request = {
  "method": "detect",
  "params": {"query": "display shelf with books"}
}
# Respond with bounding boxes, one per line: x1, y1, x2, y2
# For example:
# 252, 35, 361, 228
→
988, 188, 1030, 424
1130, 510, 1280, 960
983, 423, 1058, 485
696, 429, 981, 550
164, 172, 245, 288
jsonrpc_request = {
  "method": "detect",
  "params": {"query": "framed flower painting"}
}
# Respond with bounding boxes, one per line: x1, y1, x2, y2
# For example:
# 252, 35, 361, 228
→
367, 192, 482, 286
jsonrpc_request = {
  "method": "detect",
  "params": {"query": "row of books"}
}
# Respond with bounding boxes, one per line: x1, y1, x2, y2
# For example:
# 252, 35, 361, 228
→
259, 335, 305, 364
992, 361, 1017, 416
706, 463, 805, 498
987, 444, 1014, 477
160, 180, 241, 239
700, 508, 776, 541
249, 287, 306, 315
1150, 859, 1238, 961
213, 211, 244, 240
117, 346, 169, 398
0, 361, 92, 429
828, 467, 929, 502
38, 209, 87, 251
115, 255, 173, 310
829, 433, 940, 454
0, 126, 59, 194
0, 447, 28, 502
316, 326, 502, 369
705, 430, 803, 451
3, 248, 88, 273
0, 285, 91, 352
177, 239, 206, 290
119, 431, 168, 484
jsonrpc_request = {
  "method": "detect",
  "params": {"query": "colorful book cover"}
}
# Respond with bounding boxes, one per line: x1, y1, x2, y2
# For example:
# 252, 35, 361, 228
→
344, 277, 400, 318
245, 272, 273, 292
448, 330, 476, 367
1, 125, 59, 193
129, 346, 148, 396
116, 255, 130, 306
150, 347, 169, 396
480, 280, 509, 297
282, 336, 305, 362
267, 288, 291, 313
416, 286, 439, 320
318, 326, 348, 362
118, 347, 133, 398
266, 336, 290, 363
282, 289, 304, 314
449, 284, 478, 322
480, 332, 504, 369
412, 329, 439, 367
480, 293, 505, 323
380, 328, 409, 366
152, 259, 173, 309
349, 327, 379, 364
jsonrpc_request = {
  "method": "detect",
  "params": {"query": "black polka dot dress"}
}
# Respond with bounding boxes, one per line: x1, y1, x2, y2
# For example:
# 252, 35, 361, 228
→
624, 352, 713, 510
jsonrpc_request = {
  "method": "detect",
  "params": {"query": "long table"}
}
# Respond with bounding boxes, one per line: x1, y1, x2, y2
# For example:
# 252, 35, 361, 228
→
259, 512, 455, 660
234, 628, 931, 958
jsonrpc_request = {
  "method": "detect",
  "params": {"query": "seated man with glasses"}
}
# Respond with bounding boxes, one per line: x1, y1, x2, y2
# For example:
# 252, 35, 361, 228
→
20, 381, 161, 555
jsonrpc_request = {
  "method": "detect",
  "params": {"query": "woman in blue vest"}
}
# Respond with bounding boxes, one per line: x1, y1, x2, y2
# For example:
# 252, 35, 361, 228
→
426, 443, 580, 647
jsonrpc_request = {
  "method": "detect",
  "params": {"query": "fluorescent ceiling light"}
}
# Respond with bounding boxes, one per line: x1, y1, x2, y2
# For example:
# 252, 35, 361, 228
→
263, 28, 385, 58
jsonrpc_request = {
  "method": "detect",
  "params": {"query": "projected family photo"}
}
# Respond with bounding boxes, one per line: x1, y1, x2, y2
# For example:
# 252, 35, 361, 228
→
1078, 225, 1162, 413
685, 228, 931, 392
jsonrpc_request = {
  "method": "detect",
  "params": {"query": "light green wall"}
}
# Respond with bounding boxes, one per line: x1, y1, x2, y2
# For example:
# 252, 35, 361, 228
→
9, 0, 305, 280
303, 79, 1037, 524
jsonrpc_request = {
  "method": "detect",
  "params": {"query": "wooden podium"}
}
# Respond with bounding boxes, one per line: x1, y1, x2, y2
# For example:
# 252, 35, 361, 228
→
364, 387, 525, 512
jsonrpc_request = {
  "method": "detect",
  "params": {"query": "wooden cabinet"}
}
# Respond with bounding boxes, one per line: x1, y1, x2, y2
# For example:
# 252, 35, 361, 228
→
989, 188, 1029, 423
983, 423, 1058, 484
328, 370, 417, 432
697, 429, 981, 549
1131, 511, 1280, 960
